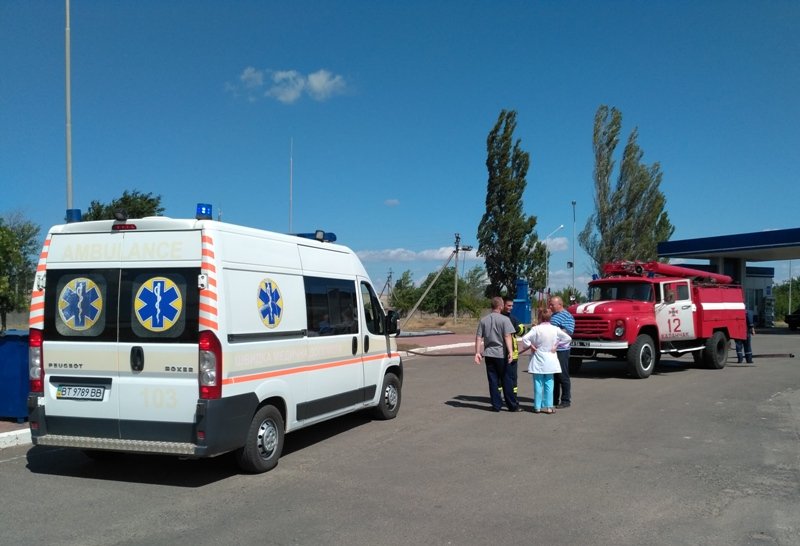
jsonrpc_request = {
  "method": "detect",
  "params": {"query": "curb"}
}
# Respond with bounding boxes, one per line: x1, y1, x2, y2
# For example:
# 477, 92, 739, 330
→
400, 342, 473, 356
0, 428, 31, 450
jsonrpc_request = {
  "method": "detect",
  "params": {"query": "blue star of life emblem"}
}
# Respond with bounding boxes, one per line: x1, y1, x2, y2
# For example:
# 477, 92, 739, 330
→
58, 278, 103, 331
135, 277, 183, 332
257, 278, 283, 328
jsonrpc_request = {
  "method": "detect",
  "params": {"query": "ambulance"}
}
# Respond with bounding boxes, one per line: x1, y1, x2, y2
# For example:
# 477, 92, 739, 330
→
27, 207, 402, 473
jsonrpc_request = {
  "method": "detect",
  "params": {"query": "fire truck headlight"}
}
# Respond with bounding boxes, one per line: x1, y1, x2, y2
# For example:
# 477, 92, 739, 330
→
614, 320, 625, 338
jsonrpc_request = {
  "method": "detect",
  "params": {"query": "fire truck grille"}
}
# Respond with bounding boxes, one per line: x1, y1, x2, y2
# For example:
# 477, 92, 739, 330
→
574, 316, 609, 336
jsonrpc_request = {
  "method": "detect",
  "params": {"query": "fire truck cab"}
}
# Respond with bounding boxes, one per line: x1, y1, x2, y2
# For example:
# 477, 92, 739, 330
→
568, 261, 747, 379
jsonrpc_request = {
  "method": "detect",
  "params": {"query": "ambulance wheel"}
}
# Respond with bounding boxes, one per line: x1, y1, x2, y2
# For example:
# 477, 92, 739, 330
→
236, 404, 284, 473
627, 334, 655, 379
373, 372, 401, 420
703, 331, 728, 370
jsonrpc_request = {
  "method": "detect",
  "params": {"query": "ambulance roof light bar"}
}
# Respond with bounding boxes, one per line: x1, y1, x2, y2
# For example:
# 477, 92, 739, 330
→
295, 230, 337, 243
196, 203, 213, 220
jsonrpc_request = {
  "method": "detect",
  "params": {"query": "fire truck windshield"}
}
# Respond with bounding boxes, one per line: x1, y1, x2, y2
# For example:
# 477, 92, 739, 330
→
590, 282, 653, 302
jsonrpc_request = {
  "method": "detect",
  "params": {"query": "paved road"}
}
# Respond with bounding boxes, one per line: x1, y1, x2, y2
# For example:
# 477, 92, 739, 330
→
0, 331, 798, 545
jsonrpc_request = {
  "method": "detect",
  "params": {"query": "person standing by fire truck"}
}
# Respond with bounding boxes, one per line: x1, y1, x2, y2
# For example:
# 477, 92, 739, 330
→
549, 295, 575, 408
735, 309, 755, 364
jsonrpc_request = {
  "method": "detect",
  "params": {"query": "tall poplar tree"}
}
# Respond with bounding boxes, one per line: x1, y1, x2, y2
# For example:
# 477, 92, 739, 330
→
580, 105, 674, 273
477, 110, 546, 296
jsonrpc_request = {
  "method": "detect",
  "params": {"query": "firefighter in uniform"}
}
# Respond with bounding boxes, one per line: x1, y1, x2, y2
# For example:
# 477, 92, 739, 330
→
502, 297, 526, 402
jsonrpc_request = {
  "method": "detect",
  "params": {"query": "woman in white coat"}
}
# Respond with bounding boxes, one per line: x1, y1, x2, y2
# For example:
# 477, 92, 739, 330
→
518, 308, 572, 414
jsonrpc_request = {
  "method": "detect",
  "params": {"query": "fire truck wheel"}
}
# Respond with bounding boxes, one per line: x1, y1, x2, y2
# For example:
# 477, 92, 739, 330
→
568, 358, 583, 375
703, 331, 728, 369
372, 372, 401, 420
627, 334, 656, 379
691, 351, 704, 365
236, 404, 285, 474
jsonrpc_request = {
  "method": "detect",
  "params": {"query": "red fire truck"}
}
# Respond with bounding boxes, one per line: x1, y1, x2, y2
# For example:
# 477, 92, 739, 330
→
568, 261, 747, 379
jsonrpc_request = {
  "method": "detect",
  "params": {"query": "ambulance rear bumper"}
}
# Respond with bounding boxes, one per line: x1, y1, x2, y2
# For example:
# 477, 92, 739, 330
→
28, 392, 258, 458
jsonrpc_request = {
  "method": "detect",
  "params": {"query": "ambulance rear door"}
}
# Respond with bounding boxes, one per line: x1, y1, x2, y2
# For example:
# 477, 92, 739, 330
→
115, 229, 202, 441
41, 233, 124, 434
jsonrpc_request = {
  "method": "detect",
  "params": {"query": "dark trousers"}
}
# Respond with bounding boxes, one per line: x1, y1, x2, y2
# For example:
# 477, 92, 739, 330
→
553, 349, 571, 405
735, 333, 753, 363
485, 356, 519, 411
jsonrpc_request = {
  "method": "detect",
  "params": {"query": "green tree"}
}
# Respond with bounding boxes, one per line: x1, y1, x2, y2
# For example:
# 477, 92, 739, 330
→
477, 109, 546, 296
579, 105, 675, 274
82, 190, 165, 221
552, 286, 585, 307
0, 213, 41, 331
460, 265, 490, 315
773, 276, 800, 321
415, 266, 483, 317
389, 270, 419, 314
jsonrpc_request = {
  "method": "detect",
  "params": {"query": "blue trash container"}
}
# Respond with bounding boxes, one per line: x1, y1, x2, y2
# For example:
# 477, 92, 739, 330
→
0, 329, 30, 422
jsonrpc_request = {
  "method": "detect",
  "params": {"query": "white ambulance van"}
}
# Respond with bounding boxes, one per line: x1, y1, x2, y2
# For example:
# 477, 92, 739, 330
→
27, 212, 402, 473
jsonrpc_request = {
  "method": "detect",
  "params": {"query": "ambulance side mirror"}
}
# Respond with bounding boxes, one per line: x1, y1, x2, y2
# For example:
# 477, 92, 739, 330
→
385, 310, 400, 336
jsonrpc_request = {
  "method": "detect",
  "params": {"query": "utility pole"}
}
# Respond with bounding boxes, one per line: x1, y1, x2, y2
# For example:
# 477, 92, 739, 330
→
380, 268, 394, 299
402, 249, 457, 331
65, 0, 73, 210
571, 200, 576, 299
453, 234, 461, 324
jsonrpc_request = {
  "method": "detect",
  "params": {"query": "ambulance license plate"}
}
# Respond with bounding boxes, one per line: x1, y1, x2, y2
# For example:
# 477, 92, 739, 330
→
56, 385, 105, 401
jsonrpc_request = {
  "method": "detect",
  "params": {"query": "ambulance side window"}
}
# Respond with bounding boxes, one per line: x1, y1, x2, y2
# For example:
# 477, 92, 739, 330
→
304, 276, 358, 336
119, 268, 200, 343
45, 269, 118, 341
360, 281, 385, 335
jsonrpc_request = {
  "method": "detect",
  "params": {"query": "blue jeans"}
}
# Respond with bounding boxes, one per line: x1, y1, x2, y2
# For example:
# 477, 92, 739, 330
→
532, 373, 554, 410
485, 356, 519, 411
553, 349, 571, 405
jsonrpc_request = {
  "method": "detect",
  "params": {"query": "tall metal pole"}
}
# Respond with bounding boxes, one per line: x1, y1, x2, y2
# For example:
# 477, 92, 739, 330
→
789, 260, 793, 315
65, 0, 73, 209
545, 224, 564, 294
289, 137, 293, 232
453, 233, 460, 324
571, 200, 576, 294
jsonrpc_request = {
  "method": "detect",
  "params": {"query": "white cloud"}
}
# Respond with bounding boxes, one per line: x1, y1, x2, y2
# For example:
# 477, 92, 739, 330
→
267, 70, 306, 104
384, 198, 400, 207
240, 66, 264, 89
545, 235, 569, 252
306, 69, 346, 100
227, 67, 347, 104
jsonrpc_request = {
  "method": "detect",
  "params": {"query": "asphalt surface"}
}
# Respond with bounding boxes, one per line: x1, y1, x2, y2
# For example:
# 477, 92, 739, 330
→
1, 330, 798, 545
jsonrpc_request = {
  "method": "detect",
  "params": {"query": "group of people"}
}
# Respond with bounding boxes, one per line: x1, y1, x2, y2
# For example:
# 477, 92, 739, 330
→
474, 295, 575, 413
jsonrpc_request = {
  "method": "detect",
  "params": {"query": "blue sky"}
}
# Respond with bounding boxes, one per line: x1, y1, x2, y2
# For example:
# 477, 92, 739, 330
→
2, 1, 798, 293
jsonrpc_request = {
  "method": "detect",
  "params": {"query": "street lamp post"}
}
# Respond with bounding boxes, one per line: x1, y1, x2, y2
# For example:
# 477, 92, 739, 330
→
571, 201, 576, 296
545, 224, 564, 295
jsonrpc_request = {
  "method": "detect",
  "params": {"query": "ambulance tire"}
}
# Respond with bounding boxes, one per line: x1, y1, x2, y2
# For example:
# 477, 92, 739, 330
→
703, 331, 728, 370
627, 334, 655, 379
236, 404, 285, 474
372, 372, 401, 420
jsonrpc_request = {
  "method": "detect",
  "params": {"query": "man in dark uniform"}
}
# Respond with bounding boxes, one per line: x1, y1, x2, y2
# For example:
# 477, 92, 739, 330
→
502, 297, 526, 403
736, 309, 755, 363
